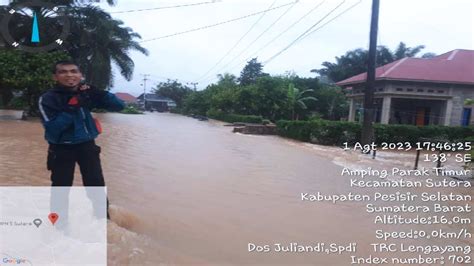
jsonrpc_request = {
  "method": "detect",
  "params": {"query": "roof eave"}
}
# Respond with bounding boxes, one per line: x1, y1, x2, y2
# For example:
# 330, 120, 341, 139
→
336, 77, 474, 87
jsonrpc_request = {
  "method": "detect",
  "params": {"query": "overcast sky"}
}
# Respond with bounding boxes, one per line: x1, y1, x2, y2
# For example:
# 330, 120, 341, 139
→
9, 0, 473, 95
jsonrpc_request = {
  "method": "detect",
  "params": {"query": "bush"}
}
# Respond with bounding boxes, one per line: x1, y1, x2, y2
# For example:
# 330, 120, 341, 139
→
120, 105, 143, 114
276, 120, 474, 146
5, 97, 27, 110
276, 120, 315, 142
206, 109, 263, 123
373, 124, 420, 143
277, 120, 361, 145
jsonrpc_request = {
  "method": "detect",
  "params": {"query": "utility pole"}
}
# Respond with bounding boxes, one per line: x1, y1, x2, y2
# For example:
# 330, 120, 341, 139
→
361, 0, 380, 145
141, 74, 150, 110
187, 82, 198, 91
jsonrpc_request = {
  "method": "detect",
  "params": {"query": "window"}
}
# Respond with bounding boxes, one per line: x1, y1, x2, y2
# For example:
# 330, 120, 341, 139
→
428, 89, 434, 93
437, 90, 444, 93
396, 88, 403, 91
407, 88, 414, 92
417, 89, 424, 92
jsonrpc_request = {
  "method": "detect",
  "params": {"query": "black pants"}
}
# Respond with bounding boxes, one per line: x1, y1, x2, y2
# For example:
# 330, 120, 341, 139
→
47, 140, 105, 186
47, 140, 109, 219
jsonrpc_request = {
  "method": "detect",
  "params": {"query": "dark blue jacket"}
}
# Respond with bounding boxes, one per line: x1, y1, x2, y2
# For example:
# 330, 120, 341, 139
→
39, 86, 125, 144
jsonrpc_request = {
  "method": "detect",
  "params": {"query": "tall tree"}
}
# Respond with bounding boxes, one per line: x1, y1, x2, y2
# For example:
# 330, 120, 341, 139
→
1, 0, 147, 113
153, 80, 193, 108
238, 58, 268, 86
216, 73, 238, 89
4, 1, 148, 90
393, 42, 425, 60
66, 5, 148, 89
312, 42, 433, 83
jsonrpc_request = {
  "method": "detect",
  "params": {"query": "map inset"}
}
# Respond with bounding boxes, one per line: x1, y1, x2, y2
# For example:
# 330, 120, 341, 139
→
0, 187, 107, 266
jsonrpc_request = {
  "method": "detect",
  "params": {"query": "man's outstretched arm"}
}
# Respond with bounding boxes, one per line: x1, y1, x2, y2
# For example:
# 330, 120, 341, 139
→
82, 87, 125, 112
96, 92, 126, 112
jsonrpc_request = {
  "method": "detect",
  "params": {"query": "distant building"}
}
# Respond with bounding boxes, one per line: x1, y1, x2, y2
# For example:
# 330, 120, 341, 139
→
336, 49, 474, 126
115, 92, 137, 105
137, 93, 177, 112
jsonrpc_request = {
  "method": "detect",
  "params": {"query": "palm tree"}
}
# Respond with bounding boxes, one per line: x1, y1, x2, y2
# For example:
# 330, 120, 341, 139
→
3, 0, 148, 90
287, 83, 317, 120
1, 0, 148, 112
393, 42, 425, 60
312, 42, 432, 83
66, 5, 149, 89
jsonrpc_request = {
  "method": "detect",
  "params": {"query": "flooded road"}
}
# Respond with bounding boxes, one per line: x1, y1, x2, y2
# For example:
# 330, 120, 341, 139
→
0, 110, 472, 265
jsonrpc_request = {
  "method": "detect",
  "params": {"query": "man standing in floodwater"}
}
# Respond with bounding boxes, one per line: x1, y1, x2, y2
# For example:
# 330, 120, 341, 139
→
38, 60, 125, 219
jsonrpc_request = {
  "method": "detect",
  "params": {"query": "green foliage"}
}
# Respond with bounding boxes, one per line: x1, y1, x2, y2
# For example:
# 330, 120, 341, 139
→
277, 120, 474, 146
2, 1, 146, 91
153, 79, 192, 108
277, 120, 361, 145
238, 58, 268, 86
1, 1, 145, 114
312, 42, 431, 82
0, 50, 68, 89
120, 105, 143, 114
373, 124, 422, 143
182, 72, 347, 122
0, 50, 69, 114
313, 85, 348, 120
180, 57, 350, 122
206, 109, 263, 124
287, 83, 317, 120
216, 73, 238, 88
66, 5, 148, 89
182, 90, 211, 115
277, 120, 314, 142
5, 97, 27, 110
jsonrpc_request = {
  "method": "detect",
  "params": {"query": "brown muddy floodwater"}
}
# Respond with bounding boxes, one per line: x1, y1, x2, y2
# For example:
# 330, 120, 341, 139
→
0, 109, 472, 265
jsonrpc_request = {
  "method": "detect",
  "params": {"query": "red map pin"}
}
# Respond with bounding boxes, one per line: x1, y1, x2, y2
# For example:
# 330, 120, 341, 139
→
48, 213, 59, 225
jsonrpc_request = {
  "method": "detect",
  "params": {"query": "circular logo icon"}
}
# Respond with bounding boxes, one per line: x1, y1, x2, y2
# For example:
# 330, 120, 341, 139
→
1, 0, 70, 53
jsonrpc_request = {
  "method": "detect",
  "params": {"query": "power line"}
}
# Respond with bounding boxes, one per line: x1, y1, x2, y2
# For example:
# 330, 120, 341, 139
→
200, 0, 325, 85
139, 1, 297, 43
194, 0, 279, 82
263, 0, 347, 65
110, 0, 222, 14
198, 0, 300, 83
149, 74, 195, 85
301, 0, 362, 42
237, 0, 325, 67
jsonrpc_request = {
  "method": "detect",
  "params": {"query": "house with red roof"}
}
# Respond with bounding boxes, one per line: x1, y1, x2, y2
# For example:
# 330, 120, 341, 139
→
115, 92, 137, 105
336, 49, 474, 126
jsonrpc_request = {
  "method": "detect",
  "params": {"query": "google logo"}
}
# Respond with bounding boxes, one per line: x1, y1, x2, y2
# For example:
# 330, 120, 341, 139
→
2, 257, 27, 264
